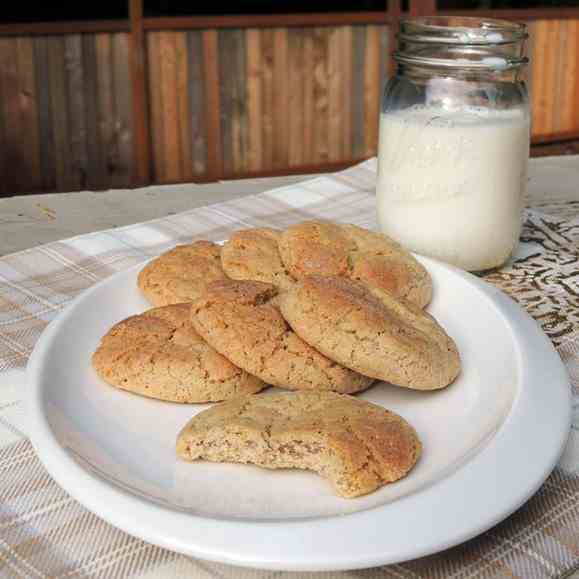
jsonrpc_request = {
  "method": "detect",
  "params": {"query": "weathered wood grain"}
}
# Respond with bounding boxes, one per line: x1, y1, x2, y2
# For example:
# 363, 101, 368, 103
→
15, 37, 41, 190
572, 20, 579, 132
341, 26, 353, 162
558, 21, 573, 132
229, 29, 248, 173
217, 30, 234, 174
187, 30, 207, 175
246, 28, 263, 172
364, 25, 380, 157
558, 20, 578, 132
531, 21, 548, 135
159, 31, 181, 181
261, 28, 275, 170
96, 33, 115, 184
129, 0, 150, 186
327, 27, 341, 162
312, 27, 329, 163
33, 37, 56, 192
112, 32, 132, 187
352, 26, 366, 160
272, 28, 289, 169
0, 38, 27, 193
47, 36, 76, 191
202, 29, 222, 179
287, 28, 304, 167
147, 32, 164, 182
302, 29, 314, 165
83, 34, 104, 189
64, 35, 85, 190
545, 20, 559, 134
175, 32, 192, 180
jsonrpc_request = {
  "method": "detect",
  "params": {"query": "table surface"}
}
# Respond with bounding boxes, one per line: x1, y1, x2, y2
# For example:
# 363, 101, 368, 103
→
0, 156, 578, 579
0, 174, 313, 256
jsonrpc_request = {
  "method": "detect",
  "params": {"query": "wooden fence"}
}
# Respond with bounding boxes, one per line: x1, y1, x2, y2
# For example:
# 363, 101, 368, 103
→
0, 33, 132, 194
146, 26, 388, 183
1, 7, 579, 195
528, 20, 579, 140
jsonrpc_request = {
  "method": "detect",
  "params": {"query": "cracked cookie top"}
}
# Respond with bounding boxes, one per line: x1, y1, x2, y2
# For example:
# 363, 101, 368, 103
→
221, 228, 294, 290
177, 390, 421, 498
190, 279, 374, 394
137, 241, 228, 307
92, 303, 266, 403
278, 220, 432, 308
279, 276, 461, 390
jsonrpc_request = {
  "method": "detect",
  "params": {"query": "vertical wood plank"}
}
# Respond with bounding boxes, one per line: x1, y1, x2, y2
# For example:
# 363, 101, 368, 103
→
147, 32, 164, 182
47, 36, 75, 191
175, 32, 193, 180
287, 28, 304, 167
246, 28, 263, 172
531, 21, 548, 136
341, 26, 353, 162
543, 20, 559, 135
327, 27, 342, 163
559, 20, 575, 132
231, 30, 248, 173
364, 25, 381, 157
202, 29, 223, 179
218, 30, 234, 174
553, 20, 567, 133
16, 37, 41, 190
64, 35, 86, 190
129, 0, 151, 186
187, 30, 207, 175
302, 29, 314, 165
84, 34, 105, 189
572, 20, 579, 131
0, 40, 6, 195
159, 31, 180, 181
261, 28, 274, 170
96, 33, 115, 186
352, 26, 366, 159
33, 37, 56, 192
0, 38, 26, 193
272, 28, 288, 169
112, 33, 132, 187
312, 27, 329, 163
0, 39, 11, 194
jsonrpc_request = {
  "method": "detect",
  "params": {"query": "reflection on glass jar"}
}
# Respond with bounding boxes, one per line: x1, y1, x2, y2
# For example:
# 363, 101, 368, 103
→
376, 17, 530, 273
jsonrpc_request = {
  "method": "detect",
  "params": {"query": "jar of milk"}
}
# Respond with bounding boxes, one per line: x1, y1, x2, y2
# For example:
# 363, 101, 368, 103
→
377, 17, 530, 272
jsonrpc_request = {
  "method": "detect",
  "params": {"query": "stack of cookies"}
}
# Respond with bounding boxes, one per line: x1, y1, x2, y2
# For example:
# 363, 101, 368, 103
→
92, 220, 461, 498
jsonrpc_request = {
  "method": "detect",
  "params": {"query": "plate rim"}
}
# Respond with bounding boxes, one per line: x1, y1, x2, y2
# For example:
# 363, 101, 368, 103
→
26, 256, 572, 572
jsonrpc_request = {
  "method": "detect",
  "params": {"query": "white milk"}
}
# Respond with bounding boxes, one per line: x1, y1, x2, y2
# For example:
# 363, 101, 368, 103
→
376, 106, 530, 271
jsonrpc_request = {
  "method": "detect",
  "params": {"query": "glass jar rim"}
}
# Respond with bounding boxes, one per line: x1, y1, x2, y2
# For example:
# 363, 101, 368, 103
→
395, 16, 528, 70
399, 16, 528, 46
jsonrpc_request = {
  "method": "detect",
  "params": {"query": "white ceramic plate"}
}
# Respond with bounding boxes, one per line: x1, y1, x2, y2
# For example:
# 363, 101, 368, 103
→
27, 256, 571, 572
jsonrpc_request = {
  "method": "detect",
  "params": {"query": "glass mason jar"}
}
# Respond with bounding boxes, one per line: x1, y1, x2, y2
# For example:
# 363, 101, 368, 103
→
376, 17, 530, 272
